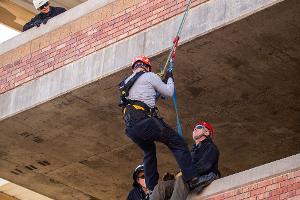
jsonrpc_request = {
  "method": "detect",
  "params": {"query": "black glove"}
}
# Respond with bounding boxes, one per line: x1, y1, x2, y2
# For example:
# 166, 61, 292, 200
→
162, 172, 175, 181
34, 19, 43, 27
43, 17, 50, 24
162, 70, 173, 83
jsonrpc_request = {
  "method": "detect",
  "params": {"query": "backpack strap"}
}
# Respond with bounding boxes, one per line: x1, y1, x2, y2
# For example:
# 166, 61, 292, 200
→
118, 71, 145, 107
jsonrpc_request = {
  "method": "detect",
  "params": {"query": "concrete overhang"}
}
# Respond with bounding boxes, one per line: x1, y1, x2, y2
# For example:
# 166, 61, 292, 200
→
0, 0, 299, 199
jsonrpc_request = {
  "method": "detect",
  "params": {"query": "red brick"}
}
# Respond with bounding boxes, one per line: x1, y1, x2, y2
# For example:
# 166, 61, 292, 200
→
271, 188, 285, 196
31, 50, 41, 58
288, 195, 300, 200
269, 195, 280, 200
251, 187, 266, 196
56, 43, 66, 50
288, 190, 296, 198
267, 183, 280, 191
140, 22, 152, 31
79, 45, 91, 53
280, 192, 289, 199
280, 179, 296, 187
294, 170, 300, 177
146, 14, 158, 23
128, 27, 140, 35
274, 174, 289, 183
53, 62, 64, 69
241, 184, 258, 193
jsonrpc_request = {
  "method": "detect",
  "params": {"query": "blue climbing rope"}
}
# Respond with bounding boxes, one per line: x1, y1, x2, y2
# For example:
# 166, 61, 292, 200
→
159, 0, 193, 136
167, 59, 183, 136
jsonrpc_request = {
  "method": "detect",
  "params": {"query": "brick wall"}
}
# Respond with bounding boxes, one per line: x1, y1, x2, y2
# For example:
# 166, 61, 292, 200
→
203, 169, 300, 200
0, 0, 208, 94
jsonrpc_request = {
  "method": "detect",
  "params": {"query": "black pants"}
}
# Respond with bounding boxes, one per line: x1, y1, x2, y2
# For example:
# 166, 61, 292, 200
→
125, 113, 197, 190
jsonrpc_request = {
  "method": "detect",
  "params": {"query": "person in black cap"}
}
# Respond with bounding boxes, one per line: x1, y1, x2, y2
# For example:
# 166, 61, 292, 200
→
127, 164, 150, 200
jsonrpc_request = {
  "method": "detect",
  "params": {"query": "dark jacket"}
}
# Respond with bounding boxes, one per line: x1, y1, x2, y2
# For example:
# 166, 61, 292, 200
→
191, 138, 221, 177
127, 186, 149, 200
23, 6, 66, 31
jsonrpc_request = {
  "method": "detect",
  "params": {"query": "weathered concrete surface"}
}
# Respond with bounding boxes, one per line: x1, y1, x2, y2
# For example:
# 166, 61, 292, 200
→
0, 0, 300, 199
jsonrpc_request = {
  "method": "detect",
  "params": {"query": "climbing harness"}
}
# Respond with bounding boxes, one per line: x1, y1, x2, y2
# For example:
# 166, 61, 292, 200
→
118, 71, 159, 120
118, 71, 145, 108
158, 0, 193, 136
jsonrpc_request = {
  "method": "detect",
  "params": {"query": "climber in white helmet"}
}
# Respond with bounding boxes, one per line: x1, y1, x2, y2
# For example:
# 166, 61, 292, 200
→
23, 0, 66, 31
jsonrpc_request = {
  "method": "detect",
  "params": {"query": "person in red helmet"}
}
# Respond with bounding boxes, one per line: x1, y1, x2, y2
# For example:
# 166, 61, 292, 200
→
149, 121, 220, 200
119, 56, 205, 192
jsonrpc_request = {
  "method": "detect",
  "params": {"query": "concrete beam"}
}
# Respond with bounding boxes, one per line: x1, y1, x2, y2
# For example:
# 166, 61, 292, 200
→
0, 0, 284, 120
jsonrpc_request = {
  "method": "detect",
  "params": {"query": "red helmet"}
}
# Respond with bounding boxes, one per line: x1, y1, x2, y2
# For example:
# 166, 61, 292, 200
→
194, 121, 214, 137
131, 56, 151, 70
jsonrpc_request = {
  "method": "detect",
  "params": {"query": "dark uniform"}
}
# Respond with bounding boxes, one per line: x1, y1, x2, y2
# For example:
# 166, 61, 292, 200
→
120, 65, 200, 190
127, 187, 149, 200
149, 137, 220, 200
23, 6, 66, 31
191, 138, 220, 177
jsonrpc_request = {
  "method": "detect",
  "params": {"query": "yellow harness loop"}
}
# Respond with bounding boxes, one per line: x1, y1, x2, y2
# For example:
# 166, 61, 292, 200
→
132, 105, 145, 110
123, 104, 145, 114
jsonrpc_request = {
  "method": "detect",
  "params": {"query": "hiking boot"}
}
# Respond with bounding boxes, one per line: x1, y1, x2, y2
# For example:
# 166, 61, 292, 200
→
188, 172, 217, 190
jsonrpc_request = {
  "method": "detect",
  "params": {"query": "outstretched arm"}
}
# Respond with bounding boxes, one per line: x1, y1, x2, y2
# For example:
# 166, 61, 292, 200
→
149, 73, 174, 97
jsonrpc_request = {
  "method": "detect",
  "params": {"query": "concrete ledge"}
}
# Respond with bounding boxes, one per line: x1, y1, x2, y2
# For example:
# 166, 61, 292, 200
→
197, 153, 300, 198
0, 0, 284, 120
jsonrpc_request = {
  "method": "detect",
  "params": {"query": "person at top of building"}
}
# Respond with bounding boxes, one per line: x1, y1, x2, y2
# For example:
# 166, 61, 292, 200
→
23, 0, 66, 32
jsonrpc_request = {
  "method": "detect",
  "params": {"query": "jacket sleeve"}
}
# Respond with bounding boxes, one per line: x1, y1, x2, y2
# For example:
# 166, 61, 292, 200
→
23, 19, 35, 32
126, 190, 134, 200
149, 73, 174, 97
194, 144, 219, 175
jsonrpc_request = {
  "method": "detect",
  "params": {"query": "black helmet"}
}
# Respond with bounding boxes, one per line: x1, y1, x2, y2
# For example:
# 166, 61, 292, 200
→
132, 164, 144, 187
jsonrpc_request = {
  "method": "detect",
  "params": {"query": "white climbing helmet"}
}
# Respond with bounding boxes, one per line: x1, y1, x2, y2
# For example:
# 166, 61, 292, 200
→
33, 0, 49, 10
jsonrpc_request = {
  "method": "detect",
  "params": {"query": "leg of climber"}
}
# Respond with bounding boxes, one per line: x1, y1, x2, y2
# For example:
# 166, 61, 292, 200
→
126, 117, 197, 190
125, 129, 159, 189
149, 180, 175, 200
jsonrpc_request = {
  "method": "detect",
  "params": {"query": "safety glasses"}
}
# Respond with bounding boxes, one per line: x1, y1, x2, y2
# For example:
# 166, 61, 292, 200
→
138, 175, 145, 179
38, 2, 49, 10
194, 125, 205, 130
